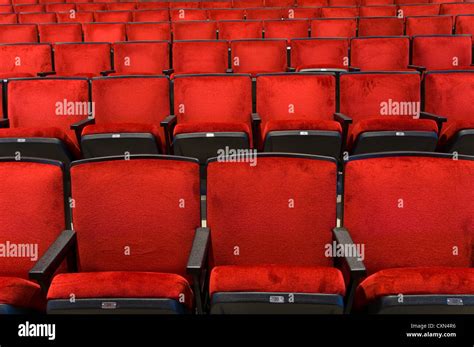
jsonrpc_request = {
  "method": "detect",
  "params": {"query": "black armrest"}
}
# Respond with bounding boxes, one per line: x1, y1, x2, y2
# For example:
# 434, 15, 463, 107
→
162, 69, 174, 76
226, 68, 234, 73
70, 117, 95, 144
333, 227, 367, 313
0, 118, 9, 128
251, 112, 261, 150
287, 67, 296, 72
160, 114, 177, 154
348, 66, 360, 72
29, 229, 77, 292
334, 112, 352, 125
334, 113, 352, 157
407, 64, 426, 72
419, 111, 447, 134
100, 70, 115, 76
37, 71, 56, 77
187, 227, 210, 314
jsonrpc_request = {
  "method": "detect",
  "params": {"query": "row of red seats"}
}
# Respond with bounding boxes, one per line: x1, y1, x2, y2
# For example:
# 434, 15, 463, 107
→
0, 72, 472, 165
1, 36, 472, 78
1, 16, 474, 42
2, 153, 473, 314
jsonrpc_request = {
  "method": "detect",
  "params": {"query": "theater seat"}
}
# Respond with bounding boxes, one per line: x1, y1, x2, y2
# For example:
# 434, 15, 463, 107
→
310, 18, 357, 38
350, 37, 410, 71
111, 41, 169, 75
230, 39, 288, 74
0, 43, 52, 77
53, 43, 112, 77
290, 38, 349, 71
171, 40, 229, 75
0, 277, 45, 313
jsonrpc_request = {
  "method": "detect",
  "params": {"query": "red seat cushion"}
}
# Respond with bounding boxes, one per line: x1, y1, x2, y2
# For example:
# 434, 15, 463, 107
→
0, 126, 81, 158
440, 119, 474, 146
47, 271, 194, 310
0, 72, 36, 78
209, 265, 346, 297
349, 117, 438, 149
355, 267, 474, 310
174, 121, 252, 146
263, 119, 342, 140
0, 277, 45, 311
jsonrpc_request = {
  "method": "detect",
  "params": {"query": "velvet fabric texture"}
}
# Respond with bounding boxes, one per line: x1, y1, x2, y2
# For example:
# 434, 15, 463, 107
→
207, 156, 337, 267
56, 12, 94, 24
94, 11, 132, 23
208, 9, 245, 20
90, 76, 169, 151
54, 43, 112, 76
108, 2, 137, 11
0, 162, 65, 278
424, 71, 474, 145
310, 18, 357, 38
46, 4, 75, 12
0, 277, 45, 311
202, 1, 233, 8
218, 20, 263, 40
137, 2, 170, 9
320, 7, 359, 18
47, 272, 194, 309
112, 42, 169, 75
355, 267, 474, 309
38, 23, 82, 43
210, 265, 345, 296
231, 39, 287, 74
285, 8, 320, 19
350, 37, 409, 71
398, 4, 440, 16
263, 19, 309, 40
0, 14, 18, 24
266, 0, 295, 6
18, 13, 56, 24
405, 16, 453, 36
82, 23, 126, 43
132, 10, 170, 22
245, 8, 284, 20
291, 38, 349, 70
173, 75, 253, 134
172, 41, 228, 74
173, 21, 217, 40
0, 24, 38, 43
440, 3, 474, 15
14, 5, 44, 13
7, 78, 89, 148
169, 1, 202, 8
298, 0, 328, 5
70, 159, 201, 275
359, 5, 397, 17
76, 3, 106, 11
170, 9, 207, 21
344, 156, 474, 276
412, 36, 473, 70
357, 17, 404, 36
126, 22, 171, 41
456, 16, 474, 43
0, 44, 52, 75
233, 0, 264, 7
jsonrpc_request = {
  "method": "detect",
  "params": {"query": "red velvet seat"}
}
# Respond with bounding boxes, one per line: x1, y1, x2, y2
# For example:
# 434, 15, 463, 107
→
456, 15, 474, 43
107, 2, 136, 11
0, 43, 52, 77
0, 24, 38, 43
0, 277, 45, 312
359, 5, 397, 17
172, 40, 228, 74
132, 10, 169, 22
38, 23, 82, 43
82, 23, 126, 43
320, 6, 359, 18
207, 9, 245, 20
0, 14, 17, 24
405, 15, 453, 36
357, 17, 404, 36
53, 43, 112, 77
76, 3, 106, 12
233, 0, 264, 8
397, 4, 440, 17
284, 7, 319, 19
218, 20, 262, 40
440, 3, 474, 16
170, 8, 207, 21
93, 11, 132, 23
56, 11, 94, 24
245, 8, 284, 20
136, 2, 169, 10
112, 41, 169, 75
126, 22, 171, 41
263, 19, 309, 40
18, 12, 56, 24
290, 38, 349, 71
172, 20, 217, 40
310, 18, 357, 38
230, 39, 287, 74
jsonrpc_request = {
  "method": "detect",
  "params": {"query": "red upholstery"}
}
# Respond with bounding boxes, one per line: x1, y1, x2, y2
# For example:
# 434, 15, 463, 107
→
0, 277, 45, 311
330, 0, 357, 5
320, 6, 359, 18
18, 12, 56, 24
263, 19, 309, 40
441, 3, 474, 15
112, 42, 169, 75
82, 23, 126, 43
208, 9, 245, 20
201, 1, 233, 8
93, 11, 132, 23
298, 0, 328, 5
344, 155, 474, 276
357, 17, 404, 36
456, 15, 474, 43
291, 38, 349, 70
7, 78, 89, 149
107, 2, 136, 11
350, 37, 409, 71
405, 15, 453, 36
172, 20, 217, 40
132, 10, 170, 22
0, 44, 52, 76
218, 20, 262, 40
233, 0, 264, 7
54, 43, 111, 77
356, 267, 474, 309
169, 1, 201, 8
412, 36, 473, 70
69, 158, 200, 276
38, 23, 82, 43
0, 24, 37, 43
137, 2, 170, 10
398, 4, 440, 17
47, 272, 193, 309
310, 18, 357, 38
231, 39, 287, 74
207, 156, 337, 268
76, 3, 106, 11
14, 4, 44, 12
0, 14, 17, 24
359, 5, 397, 17
210, 265, 345, 296
246, 8, 284, 20
172, 40, 228, 74
170, 9, 207, 21
285, 7, 319, 19
56, 12, 94, 24
126, 22, 171, 41
266, 0, 295, 6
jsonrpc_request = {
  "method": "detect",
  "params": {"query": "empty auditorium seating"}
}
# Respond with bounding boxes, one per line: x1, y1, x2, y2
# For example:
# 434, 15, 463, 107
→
350, 36, 410, 71
440, 3, 474, 15
339, 72, 440, 154
165, 74, 253, 162
411, 35, 473, 70
0, 24, 37, 43
310, 18, 357, 38
18, 12, 56, 24
43, 156, 203, 314
76, 3, 106, 12
290, 38, 349, 71
46, 3, 75, 12
256, 73, 345, 157
218, 20, 263, 40
208, 9, 245, 20
38, 23, 82, 43
207, 154, 347, 314
245, 8, 283, 20
233, 0, 264, 7
0, 13, 16, 24
82, 23, 126, 43
172, 20, 217, 40
136, 2, 169, 10
0, 159, 66, 314
201, 1, 232, 8
132, 9, 169, 22
405, 15, 453, 36
424, 71, 474, 154
78, 76, 170, 157
170, 8, 207, 21
230, 39, 288, 74
359, 5, 397, 17
94, 11, 133, 23
0, 78, 88, 163
320, 6, 359, 18
263, 19, 309, 40
266, 0, 295, 6
0, 43, 52, 77
285, 7, 319, 19
111, 41, 169, 76
53, 43, 112, 77
126, 22, 171, 41
357, 17, 404, 36
14, 4, 44, 13
171, 40, 229, 75
397, 4, 440, 17
455, 15, 474, 42
343, 153, 474, 313
107, 2, 136, 11
56, 11, 94, 24
169, 1, 201, 8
